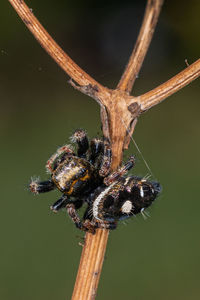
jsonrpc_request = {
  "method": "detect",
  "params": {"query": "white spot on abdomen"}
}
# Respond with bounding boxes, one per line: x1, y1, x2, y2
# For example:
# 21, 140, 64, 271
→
121, 200, 132, 214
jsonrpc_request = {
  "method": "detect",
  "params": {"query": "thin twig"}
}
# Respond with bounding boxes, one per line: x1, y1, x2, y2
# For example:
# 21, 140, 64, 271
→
117, 0, 164, 93
137, 59, 200, 110
72, 230, 109, 300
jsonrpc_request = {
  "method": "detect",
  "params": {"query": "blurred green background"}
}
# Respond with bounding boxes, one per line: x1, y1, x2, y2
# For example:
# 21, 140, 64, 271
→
1, 0, 200, 299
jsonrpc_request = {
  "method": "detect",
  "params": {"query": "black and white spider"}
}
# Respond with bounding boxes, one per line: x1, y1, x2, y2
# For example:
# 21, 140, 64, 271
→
29, 129, 161, 233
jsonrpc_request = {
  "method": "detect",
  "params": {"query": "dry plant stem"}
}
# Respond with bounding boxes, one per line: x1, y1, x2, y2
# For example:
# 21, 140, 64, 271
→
8, 0, 200, 299
137, 59, 200, 110
117, 0, 164, 93
72, 229, 109, 300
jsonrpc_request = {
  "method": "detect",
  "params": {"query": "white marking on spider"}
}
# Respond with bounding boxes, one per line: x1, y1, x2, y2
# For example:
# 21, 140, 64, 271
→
93, 183, 115, 221
121, 200, 132, 214
140, 186, 144, 198
124, 177, 130, 185
55, 166, 80, 190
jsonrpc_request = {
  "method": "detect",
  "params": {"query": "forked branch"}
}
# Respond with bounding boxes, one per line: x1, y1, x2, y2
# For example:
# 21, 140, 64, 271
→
8, 0, 200, 299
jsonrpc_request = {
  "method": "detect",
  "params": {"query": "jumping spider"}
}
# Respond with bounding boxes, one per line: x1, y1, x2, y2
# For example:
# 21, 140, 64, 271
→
30, 129, 161, 233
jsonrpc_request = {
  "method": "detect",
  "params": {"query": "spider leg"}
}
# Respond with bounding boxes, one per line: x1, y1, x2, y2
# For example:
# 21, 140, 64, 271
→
104, 156, 135, 186
51, 195, 85, 230
29, 178, 55, 194
79, 205, 96, 234
65, 202, 97, 233
99, 139, 112, 177
66, 203, 83, 230
46, 144, 74, 173
89, 138, 104, 166
82, 204, 117, 232
96, 221, 117, 230
83, 203, 93, 221
71, 129, 89, 158
50, 195, 70, 212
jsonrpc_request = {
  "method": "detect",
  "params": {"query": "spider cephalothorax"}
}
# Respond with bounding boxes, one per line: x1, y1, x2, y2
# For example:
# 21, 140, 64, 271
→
30, 129, 161, 233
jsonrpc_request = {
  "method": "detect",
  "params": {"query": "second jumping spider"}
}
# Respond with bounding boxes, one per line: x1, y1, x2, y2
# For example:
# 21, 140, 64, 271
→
30, 129, 161, 233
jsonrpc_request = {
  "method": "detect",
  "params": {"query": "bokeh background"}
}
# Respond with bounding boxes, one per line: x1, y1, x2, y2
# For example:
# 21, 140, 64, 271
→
1, 0, 200, 299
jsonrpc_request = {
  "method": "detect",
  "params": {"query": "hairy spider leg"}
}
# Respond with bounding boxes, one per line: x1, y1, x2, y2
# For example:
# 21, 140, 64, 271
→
99, 139, 112, 177
82, 201, 118, 231
50, 195, 69, 212
104, 156, 135, 186
96, 220, 117, 230
81, 206, 116, 233
83, 203, 93, 221
46, 144, 75, 173
71, 129, 89, 158
89, 138, 104, 166
66, 203, 83, 230
29, 179, 55, 194
82, 219, 96, 234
